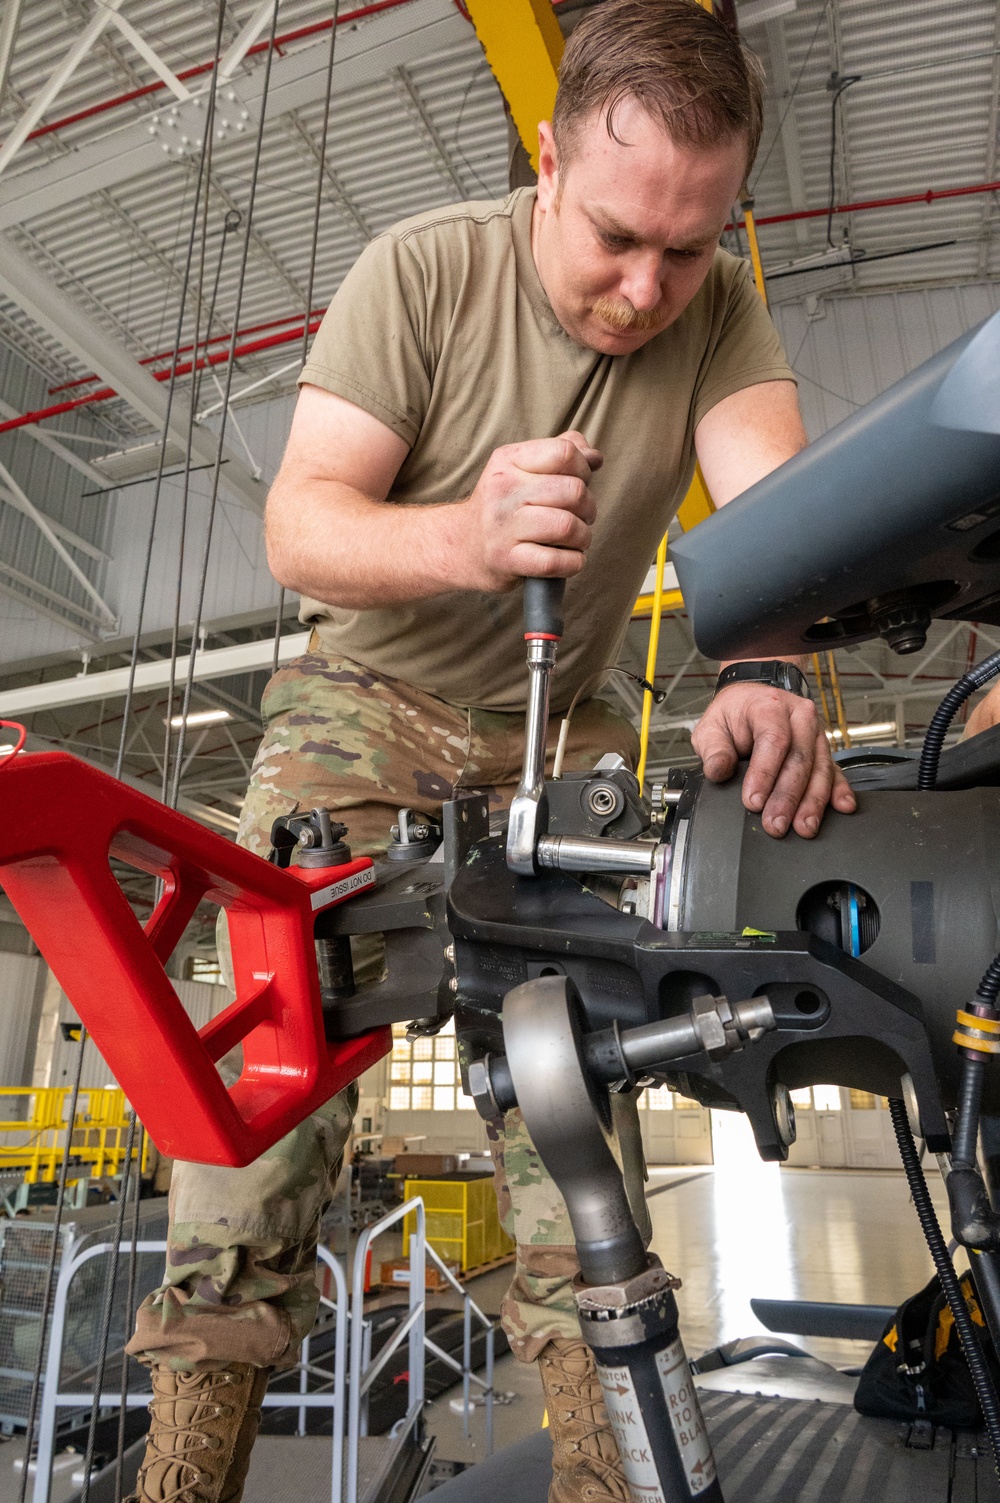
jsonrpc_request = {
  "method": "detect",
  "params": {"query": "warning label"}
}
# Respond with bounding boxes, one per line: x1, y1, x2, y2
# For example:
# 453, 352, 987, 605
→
655, 1340, 716, 1494
309, 866, 375, 910
597, 1366, 665, 1502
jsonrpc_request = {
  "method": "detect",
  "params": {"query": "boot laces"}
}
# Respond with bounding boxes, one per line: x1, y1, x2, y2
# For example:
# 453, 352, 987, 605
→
545, 1346, 628, 1490
136, 1372, 241, 1503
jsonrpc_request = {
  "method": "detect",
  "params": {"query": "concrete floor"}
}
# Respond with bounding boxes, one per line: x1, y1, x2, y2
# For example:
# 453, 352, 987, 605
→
0, 1154, 955, 1502
420, 1152, 954, 1474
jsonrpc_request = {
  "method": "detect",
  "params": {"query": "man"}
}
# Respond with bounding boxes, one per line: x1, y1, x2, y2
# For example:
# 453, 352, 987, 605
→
126, 4, 855, 1501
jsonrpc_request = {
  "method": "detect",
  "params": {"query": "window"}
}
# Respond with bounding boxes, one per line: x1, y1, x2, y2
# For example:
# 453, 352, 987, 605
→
386, 1019, 468, 1111
185, 953, 227, 986
812, 1085, 843, 1111
790, 1088, 813, 1109
645, 1088, 674, 1111
848, 1090, 876, 1110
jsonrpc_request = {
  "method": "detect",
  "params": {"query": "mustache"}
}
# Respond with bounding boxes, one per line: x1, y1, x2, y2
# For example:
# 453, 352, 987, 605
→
591, 295, 664, 333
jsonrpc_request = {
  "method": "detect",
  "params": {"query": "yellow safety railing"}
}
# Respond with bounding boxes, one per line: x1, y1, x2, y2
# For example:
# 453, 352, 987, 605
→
0, 1086, 147, 1184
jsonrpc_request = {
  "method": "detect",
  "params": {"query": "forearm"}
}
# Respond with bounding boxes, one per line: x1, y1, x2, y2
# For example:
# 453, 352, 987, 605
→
266, 472, 480, 609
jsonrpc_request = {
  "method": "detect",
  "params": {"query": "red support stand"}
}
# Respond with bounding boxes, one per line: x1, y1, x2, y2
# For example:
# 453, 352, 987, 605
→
0, 753, 390, 1166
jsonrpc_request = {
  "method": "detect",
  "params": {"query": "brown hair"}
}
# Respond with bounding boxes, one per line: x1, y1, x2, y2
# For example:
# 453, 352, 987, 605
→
552, 0, 764, 175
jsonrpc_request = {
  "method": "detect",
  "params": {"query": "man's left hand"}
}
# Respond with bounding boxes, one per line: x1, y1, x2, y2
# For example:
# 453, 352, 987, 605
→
691, 683, 857, 838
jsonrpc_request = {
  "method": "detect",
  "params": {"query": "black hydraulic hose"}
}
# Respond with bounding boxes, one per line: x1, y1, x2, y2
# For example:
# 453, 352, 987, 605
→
918, 647, 1000, 789
954, 1056, 988, 1167
954, 956, 1000, 1167
977, 955, 1000, 1006
888, 1097, 1000, 1477
949, 953, 1000, 1248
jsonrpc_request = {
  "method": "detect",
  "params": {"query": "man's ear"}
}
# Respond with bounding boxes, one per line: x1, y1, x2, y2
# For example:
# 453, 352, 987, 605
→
536, 120, 560, 211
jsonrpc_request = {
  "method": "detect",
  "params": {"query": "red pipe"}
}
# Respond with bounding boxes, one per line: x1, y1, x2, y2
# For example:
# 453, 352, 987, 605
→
732, 179, 1000, 230
48, 306, 328, 395
0, 318, 322, 436
22, 0, 421, 145
52, 175, 1000, 399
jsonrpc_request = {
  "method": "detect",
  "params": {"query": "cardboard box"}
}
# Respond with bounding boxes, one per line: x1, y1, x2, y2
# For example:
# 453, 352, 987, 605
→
379, 1257, 460, 1291
397, 1153, 458, 1177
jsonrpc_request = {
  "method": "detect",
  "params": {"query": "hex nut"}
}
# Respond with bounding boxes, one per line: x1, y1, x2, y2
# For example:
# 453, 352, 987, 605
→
467, 1059, 496, 1118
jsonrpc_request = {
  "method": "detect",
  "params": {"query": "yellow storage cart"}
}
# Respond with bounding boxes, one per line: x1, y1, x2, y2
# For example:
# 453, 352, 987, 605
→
402, 1173, 514, 1272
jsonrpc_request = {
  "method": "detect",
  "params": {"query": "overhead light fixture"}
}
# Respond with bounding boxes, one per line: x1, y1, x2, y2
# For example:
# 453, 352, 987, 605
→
736, 0, 796, 28
826, 721, 898, 743
166, 708, 231, 729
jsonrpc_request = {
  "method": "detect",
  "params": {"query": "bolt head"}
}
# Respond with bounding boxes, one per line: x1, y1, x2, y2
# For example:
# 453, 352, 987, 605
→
587, 783, 618, 817
444, 943, 456, 963
448, 976, 459, 993
467, 1059, 496, 1118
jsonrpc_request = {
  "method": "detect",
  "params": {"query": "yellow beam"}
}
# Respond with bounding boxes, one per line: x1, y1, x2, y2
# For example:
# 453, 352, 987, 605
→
637, 534, 669, 787
741, 193, 768, 305
463, 0, 563, 172
676, 462, 715, 533
632, 589, 684, 619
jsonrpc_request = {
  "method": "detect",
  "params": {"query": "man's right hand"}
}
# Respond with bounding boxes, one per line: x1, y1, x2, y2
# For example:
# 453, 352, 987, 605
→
268, 388, 602, 609
459, 430, 602, 591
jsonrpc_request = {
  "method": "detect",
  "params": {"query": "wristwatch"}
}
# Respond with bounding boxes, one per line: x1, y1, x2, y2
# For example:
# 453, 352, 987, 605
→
714, 660, 813, 701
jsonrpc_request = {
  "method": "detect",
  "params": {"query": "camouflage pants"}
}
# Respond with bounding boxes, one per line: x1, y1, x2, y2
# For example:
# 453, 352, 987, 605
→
128, 649, 649, 1372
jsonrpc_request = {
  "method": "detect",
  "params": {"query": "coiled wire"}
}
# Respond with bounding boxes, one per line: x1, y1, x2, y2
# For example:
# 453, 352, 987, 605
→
889, 1097, 1000, 1476
917, 647, 1000, 789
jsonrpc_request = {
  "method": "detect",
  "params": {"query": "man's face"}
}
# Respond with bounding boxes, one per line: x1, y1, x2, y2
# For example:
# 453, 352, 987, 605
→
533, 102, 748, 356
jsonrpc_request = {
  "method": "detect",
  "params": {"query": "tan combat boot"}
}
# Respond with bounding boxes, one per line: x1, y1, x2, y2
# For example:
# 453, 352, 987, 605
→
129, 1363, 271, 1503
538, 1338, 630, 1503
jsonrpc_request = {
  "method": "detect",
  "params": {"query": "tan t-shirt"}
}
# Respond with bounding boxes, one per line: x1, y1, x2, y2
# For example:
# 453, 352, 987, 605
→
299, 187, 793, 712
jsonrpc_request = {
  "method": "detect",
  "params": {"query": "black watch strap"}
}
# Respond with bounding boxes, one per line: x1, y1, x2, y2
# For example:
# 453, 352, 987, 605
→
715, 660, 812, 701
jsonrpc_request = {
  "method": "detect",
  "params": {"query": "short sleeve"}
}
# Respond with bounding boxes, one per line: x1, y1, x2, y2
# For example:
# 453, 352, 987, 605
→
692, 260, 795, 429
299, 233, 431, 447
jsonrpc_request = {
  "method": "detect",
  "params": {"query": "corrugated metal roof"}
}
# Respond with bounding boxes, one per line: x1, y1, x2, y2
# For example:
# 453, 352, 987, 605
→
0, 0, 505, 414
748, 0, 1000, 294
0, 0, 994, 425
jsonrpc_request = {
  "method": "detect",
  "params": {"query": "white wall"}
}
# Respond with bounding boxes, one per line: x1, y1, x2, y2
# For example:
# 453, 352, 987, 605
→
0, 951, 44, 1086
772, 281, 1000, 441
382, 1106, 489, 1155
45, 976, 230, 1094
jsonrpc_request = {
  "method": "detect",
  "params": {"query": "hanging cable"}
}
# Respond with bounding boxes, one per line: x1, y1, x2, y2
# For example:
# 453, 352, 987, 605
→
16, 1026, 90, 1503
750, 1, 829, 190
114, 1117, 145, 1503
270, 0, 340, 682
97, 9, 229, 1494
113, 6, 227, 782
551, 668, 665, 781
80, 1109, 140, 1503
825, 71, 861, 248
170, 0, 283, 810
161, 209, 241, 803
271, 586, 286, 674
